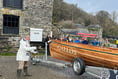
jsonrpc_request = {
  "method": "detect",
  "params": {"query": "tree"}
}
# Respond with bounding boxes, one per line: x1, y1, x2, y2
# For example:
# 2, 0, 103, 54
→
96, 10, 110, 24
53, 0, 118, 37
110, 11, 118, 23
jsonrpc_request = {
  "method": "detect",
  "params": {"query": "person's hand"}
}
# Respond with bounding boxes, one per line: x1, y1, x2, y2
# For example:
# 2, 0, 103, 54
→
30, 49, 38, 54
32, 50, 38, 54
48, 40, 52, 43
32, 46, 37, 50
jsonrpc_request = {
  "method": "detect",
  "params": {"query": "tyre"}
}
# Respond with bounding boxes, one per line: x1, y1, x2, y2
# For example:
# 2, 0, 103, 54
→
72, 57, 85, 75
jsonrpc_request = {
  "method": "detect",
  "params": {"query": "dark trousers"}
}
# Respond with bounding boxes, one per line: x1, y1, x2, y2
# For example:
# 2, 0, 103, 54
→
47, 44, 50, 55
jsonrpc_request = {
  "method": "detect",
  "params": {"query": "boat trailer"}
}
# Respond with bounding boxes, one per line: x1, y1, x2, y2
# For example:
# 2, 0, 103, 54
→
31, 42, 117, 79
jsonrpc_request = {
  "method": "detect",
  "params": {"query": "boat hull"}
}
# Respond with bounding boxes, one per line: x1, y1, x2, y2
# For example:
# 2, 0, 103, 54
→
50, 40, 118, 70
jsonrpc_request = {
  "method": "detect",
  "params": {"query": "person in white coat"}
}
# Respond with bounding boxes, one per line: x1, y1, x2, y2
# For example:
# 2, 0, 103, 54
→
16, 35, 36, 78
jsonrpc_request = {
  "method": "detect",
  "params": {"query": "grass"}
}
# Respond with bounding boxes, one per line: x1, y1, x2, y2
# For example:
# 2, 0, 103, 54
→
0, 52, 16, 56
31, 53, 45, 57
0, 52, 45, 56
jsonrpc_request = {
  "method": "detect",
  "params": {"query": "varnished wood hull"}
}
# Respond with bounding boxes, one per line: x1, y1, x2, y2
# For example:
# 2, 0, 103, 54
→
50, 40, 118, 70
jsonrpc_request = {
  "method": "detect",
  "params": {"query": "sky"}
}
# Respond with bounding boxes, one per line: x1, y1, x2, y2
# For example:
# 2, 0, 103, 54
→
63, 0, 118, 14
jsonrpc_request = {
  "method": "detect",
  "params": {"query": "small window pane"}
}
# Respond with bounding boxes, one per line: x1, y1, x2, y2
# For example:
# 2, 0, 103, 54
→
3, 0, 23, 9
3, 21, 7, 26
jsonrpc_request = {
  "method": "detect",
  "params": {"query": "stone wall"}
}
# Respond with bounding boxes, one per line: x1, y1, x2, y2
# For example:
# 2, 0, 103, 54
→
0, 0, 54, 48
89, 28, 103, 40
0, 0, 3, 32
21, 0, 53, 37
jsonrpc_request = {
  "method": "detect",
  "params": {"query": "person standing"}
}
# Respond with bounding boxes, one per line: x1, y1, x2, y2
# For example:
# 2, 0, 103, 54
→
115, 39, 118, 48
45, 34, 51, 55
102, 38, 110, 47
81, 38, 89, 44
73, 38, 80, 43
16, 35, 36, 78
45, 34, 51, 42
91, 39, 99, 46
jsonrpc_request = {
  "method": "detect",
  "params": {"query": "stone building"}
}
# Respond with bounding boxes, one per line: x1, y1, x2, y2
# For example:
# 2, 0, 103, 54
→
0, 0, 54, 47
53, 24, 103, 40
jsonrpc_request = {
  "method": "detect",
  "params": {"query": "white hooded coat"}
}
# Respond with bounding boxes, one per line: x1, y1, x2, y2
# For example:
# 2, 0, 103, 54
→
16, 39, 36, 61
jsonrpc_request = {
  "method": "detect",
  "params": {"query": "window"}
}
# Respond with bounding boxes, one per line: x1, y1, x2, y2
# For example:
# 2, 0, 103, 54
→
3, 0, 23, 9
3, 15, 19, 34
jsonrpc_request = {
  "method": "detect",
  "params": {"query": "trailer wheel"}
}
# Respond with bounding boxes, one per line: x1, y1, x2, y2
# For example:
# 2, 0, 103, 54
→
72, 58, 85, 75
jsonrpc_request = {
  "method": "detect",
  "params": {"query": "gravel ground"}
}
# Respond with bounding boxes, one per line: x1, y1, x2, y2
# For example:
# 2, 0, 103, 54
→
0, 56, 99, 79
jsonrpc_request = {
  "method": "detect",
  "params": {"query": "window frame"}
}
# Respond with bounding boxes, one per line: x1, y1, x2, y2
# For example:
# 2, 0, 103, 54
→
3, 0, 23, 9
3, 14, 19, 34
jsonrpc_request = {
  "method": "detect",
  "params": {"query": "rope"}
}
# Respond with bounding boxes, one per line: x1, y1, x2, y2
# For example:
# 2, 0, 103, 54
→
52, 41, 118, 56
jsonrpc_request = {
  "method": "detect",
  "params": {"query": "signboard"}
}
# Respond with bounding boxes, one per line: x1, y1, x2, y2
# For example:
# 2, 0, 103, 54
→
30, 28, 43, 42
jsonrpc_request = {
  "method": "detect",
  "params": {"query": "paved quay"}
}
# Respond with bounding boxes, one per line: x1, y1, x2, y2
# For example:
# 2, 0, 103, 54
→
0, 56, 99, 79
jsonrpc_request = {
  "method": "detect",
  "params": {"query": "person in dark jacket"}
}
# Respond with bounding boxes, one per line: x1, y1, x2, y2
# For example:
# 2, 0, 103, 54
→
82, 38, 89, 44
45, 34, 51, 55
45, 34, 51, 42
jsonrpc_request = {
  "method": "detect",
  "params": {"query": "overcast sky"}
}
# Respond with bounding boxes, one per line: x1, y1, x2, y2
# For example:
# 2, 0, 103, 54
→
63, 0, 118, 14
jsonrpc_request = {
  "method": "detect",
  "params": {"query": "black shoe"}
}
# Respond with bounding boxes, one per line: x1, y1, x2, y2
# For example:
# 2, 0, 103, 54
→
0, 74, 2, 77
17, 69, 22, 78
23, 67, 32, 77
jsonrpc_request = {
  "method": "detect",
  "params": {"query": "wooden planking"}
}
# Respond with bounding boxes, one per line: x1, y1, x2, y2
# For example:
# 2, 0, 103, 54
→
50, 46, 75, 62
50, 40, 118, 69
56, 40, 118, 54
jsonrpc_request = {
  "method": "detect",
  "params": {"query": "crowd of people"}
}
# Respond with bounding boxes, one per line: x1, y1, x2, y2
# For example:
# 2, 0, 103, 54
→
58, 35, 111, 47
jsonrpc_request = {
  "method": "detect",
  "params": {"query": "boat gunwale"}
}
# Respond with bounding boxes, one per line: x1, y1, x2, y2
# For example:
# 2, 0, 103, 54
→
51, 40, 118, 56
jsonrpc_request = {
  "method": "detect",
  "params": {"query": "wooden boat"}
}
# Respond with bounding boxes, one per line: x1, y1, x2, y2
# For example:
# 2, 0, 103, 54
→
50, 40, 118, 75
